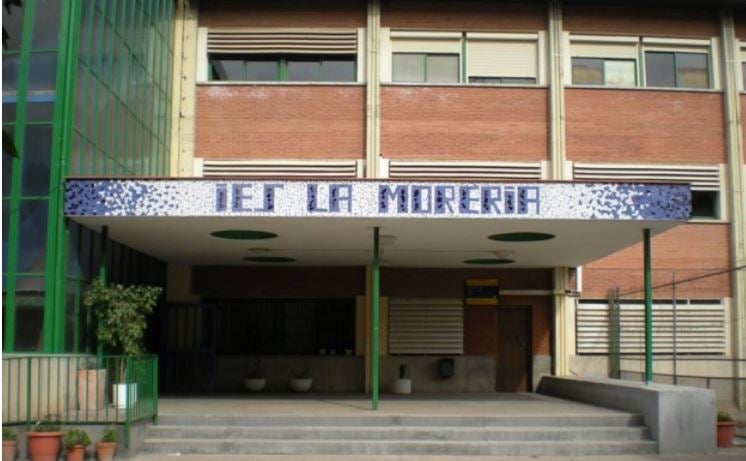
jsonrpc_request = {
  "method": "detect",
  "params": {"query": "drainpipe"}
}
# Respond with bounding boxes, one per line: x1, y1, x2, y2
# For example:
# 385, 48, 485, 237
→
371, 227, 380, 410
643, 229, 653, 385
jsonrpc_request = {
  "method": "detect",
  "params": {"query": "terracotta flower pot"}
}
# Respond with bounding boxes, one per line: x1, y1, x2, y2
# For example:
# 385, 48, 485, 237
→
717, 421, 736, 448
3, 440, 17, 461
27, 432, 62, 461
95, 442, 117, 461
65, 445, 86, 461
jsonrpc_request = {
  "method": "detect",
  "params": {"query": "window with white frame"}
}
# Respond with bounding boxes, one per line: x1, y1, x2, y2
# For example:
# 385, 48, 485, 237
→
568, 34, 717, 90
202, 28, 360, 83
386, 30, 543, 85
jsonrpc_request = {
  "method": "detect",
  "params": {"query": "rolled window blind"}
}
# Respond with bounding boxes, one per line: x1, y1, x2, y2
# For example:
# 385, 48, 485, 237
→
208, 28, 358, 54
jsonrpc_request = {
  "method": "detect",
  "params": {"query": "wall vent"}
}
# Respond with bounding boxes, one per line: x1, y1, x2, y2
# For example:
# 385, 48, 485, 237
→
573, 163, 721, 191
207, 28, 358, 54
384, 160, 545, 180
196, 159, 363, 178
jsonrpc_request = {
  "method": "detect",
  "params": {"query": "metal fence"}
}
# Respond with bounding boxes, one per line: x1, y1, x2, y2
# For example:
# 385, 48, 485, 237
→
2, 354, 158, 447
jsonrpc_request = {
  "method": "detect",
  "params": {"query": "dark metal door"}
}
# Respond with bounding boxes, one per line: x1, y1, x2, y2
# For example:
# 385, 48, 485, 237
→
160, 304, 217, 393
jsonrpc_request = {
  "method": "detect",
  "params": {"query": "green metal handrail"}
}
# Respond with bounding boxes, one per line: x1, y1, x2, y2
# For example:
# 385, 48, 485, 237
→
2, 354, 158, 447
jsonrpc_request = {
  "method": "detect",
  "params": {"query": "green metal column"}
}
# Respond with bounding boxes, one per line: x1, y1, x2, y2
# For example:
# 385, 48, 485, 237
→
643, 228, 653, 384
371, 227, 380, 410
96, 226, 109, 357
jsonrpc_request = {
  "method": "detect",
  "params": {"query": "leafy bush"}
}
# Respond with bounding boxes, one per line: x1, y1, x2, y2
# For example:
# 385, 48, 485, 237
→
2, 428, 17, 441
30, 416, 62, 433
717, 411, 734, 422
63, 429, 91, 449
100, 428, 117, 444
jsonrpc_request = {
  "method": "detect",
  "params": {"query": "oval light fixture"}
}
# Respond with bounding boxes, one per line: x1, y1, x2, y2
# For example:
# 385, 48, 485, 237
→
243, 256, 295, 263
211, 230, 278, 240
488, 232, 555, 242
463, 259, 515, 265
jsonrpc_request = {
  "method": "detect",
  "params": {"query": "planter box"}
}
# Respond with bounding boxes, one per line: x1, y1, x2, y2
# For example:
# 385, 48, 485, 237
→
77, 369, 106, 411
112, 383, 138, 409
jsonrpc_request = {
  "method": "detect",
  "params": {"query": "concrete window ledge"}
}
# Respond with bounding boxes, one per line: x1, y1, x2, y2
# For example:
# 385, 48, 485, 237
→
537, 375, 716, 454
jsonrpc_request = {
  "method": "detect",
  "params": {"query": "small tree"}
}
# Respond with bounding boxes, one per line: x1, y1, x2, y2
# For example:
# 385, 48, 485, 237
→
83, 278, 162, 381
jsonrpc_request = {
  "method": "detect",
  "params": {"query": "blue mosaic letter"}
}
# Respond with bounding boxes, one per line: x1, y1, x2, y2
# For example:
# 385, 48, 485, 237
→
330, 184, 352, 213
215, 184, 228, 212
379, 185, 408, 213
232, 184, 254, 212
259, 183, 284, 212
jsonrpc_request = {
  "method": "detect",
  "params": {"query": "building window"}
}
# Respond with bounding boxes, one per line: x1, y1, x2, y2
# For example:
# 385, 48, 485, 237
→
571, 58, 636, 87
690, 190, 719, 219
465, 34, 540, 85
210, 55, 356, 82
741, 62, 746, 91
644, 51, 709, 89
392, 53, 459, 83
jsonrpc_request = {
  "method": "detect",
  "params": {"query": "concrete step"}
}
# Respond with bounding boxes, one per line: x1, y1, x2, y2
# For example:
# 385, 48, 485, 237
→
140, 439, 658, 456
147, 424, 650, 442
155, 413, 645, 428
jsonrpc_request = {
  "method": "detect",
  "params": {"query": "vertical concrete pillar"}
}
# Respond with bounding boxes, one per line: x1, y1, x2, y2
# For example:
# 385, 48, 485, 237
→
547, 0, 567, 181
553, 268, 571, 376
365, 0, 382, 178
169, 0, 198, 177
719, 10, 746, 409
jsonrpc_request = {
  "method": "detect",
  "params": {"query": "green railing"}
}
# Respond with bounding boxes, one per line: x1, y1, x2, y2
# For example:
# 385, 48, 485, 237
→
2, 354, 158, 447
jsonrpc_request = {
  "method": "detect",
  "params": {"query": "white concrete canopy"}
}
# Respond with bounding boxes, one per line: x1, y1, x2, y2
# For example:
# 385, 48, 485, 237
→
65, 179, 691, 268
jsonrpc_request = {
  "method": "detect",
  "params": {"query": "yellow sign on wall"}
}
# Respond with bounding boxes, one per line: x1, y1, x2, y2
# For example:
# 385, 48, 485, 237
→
465, 279, 499, 306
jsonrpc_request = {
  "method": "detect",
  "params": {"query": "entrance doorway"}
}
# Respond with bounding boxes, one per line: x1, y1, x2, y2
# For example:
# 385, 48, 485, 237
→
495, 307, 532, 392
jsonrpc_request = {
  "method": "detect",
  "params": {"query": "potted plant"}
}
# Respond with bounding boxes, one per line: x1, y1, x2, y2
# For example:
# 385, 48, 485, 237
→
243, 358, 266, 392
289, 368, 312, 392
717, 410, 736, 448
83, 278, 162, 409
3, 428, 18, 461
392, 363, 412, 394
63, 429, 90, 461
27, 417, 62, 461
95, 428, 117, 461
77, 357, 106, 411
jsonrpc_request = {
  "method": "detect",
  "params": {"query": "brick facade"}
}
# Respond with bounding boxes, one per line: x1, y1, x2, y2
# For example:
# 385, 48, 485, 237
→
382, 0, 546, 31
564, 5, 718, 37
583, 224, 731, 299
199, 0, 366, 28
381, 86, 549, 161
195, 85, 365, 159
566, 88, 725, 164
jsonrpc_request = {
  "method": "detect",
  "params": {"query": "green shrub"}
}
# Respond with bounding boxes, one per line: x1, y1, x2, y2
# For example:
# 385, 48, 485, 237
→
2, 428, 17, 441
30, 416, 62, 432
63, 429, 91, 449
717, 411, 734, 422
101, 428, 117, 443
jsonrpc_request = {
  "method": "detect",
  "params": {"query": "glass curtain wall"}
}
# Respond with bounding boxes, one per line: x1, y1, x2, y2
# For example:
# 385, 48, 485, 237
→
2, 0, 173, 353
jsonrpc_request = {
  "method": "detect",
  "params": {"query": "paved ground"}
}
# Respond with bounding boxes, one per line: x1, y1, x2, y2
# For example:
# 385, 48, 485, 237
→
131, 448, 746, 461
158, 393, 637, 417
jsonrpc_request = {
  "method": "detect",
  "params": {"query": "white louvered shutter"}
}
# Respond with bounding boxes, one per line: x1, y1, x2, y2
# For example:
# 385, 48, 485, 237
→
389, 299, 463, 355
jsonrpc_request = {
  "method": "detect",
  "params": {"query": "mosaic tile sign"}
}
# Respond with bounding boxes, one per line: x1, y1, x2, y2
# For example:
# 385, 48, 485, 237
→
65, 179, 691, 220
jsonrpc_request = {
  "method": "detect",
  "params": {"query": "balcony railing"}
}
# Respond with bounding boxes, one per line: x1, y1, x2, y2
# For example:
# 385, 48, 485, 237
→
2, 354, 158, 447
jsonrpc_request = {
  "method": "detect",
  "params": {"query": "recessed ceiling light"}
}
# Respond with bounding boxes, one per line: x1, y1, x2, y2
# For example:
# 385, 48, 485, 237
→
488, 232, 555, 242
243, 256, 295, 263
247, 247, 271, 253
463, 259, 515, 265
211, 230, 277, 240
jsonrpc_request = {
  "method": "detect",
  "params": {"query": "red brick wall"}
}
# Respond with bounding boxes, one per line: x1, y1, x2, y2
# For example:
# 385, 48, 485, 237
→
381, 86, 549, 161
564, 5, 718, 37
199, 0, 366, 28
566, 89, 725, 164
734, 12, 746, 40
196, 85, 365, 160
582, 224, 732, 299
382, 0, 545, 31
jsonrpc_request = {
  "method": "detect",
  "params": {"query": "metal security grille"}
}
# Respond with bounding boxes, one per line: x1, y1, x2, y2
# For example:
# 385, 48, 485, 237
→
385, 160, 544, 180
389, 299, 464, 355
196, 159, 363, 178
577, 300, 726, 355
207, 28, 358, 54
573, 163, 721, 191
